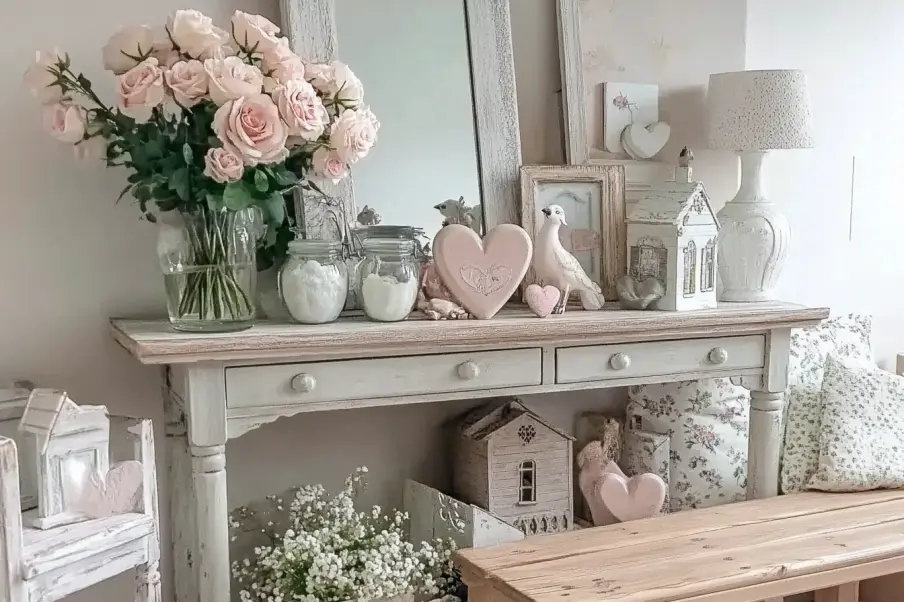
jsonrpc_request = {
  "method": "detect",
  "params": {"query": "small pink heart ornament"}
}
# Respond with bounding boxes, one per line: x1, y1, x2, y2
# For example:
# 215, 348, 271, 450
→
73, 460, 144, 519
598, 472, 666, 522
525, 284, 560, 318
433, 224, 533, 320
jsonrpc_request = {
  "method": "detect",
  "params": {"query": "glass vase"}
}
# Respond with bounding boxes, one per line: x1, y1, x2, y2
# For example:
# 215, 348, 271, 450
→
157, 207, 257, 332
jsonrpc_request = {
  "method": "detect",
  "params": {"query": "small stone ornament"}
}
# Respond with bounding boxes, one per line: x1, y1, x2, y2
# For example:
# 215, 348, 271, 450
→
524, 284, 561, 318
616, 275, 665, 310
435, 196, 483, 234
356, 204, 382, 226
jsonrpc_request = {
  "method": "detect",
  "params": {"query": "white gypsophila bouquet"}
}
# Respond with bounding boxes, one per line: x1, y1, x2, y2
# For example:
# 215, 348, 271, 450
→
231, 467, 458, 602
23, 10, 378, 324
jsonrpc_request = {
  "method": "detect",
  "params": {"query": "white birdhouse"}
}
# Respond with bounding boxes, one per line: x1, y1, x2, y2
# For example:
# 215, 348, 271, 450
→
18, 389, 110, 529
626, 164, 720, 311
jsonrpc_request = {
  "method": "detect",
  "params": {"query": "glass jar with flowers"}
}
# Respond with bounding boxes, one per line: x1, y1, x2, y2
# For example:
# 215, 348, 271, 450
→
23, 9, 379, 332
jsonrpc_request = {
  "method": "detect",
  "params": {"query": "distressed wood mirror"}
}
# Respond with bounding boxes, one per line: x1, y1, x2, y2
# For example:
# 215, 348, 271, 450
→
279, 0, 522, 243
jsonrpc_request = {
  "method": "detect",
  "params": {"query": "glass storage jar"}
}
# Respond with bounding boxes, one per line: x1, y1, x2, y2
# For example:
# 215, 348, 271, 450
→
279, 240, 348, 324
358, 239, 421, 322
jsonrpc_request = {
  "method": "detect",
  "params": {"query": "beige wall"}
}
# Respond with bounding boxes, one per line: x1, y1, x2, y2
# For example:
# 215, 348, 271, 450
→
1, 2, 746, 601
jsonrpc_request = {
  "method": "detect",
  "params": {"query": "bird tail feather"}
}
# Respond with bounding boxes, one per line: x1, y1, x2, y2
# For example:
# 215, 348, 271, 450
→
580, 289, 605, 310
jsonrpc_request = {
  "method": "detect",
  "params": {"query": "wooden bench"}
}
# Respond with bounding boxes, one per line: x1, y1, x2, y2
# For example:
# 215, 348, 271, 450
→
454, 491, 904, 602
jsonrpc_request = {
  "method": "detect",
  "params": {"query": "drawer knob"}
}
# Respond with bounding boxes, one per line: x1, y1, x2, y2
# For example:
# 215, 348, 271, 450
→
457, 361, 481, 380
291, 373, 317, 393
708, 347, 729, 365
609, 353, 631, 371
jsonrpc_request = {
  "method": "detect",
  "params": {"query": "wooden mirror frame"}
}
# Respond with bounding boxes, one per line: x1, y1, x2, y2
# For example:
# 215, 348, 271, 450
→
279, 0, 523, 240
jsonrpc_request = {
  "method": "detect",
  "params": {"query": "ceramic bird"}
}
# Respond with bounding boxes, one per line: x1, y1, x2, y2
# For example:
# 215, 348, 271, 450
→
533, 204, 605, 313
434, 197, 483, 234
678, 146, 694, 168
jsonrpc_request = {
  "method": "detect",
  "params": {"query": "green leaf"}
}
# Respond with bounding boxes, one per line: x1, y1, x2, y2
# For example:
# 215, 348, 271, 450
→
263, 192, 286, 225
253, 169, 269, 193
127, 172, 143, 184
272, 168, 299, 188
168, 167, 190, 202
223, 181, 253, 211
182, 143, 193, 165
116, 183, 134, 203
206, 193, 223, 212
134, 185, 152, 203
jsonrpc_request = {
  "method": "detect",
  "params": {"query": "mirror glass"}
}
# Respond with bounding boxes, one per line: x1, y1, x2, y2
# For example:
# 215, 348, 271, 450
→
335, 0, 483, 243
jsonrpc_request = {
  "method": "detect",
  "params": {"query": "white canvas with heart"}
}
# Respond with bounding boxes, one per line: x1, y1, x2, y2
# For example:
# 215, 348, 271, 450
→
433, 224, 533, 320
72, 460, 144, 519
622, 122, 671, 160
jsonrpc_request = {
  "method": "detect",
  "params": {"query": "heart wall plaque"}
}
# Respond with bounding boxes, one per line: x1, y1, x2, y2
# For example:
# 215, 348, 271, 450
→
433, 224, 532, 319
621, 121, 671, 160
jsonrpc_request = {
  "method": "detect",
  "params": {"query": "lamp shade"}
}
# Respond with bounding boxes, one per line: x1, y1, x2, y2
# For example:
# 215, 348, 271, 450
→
706, 69, 815, 151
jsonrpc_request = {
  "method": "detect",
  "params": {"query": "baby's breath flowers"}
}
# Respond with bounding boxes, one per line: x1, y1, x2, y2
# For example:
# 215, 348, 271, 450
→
231, 467, 458, 602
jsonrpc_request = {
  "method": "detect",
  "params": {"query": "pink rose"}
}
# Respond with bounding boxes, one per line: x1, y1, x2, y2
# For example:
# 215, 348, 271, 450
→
117, 57, 165, 123
231, 11, 281, 53
42, 102, 86, 143
261, 38, 305, 83
74, 136, 108, 163
204, 56, 263, 106
212, 94, 289, 166
329, 107, 379, 164
304, 62, 334, 94
102, 25, 156, 74
312, 147, 348, 184
328, 62, 364, 108
273, 79, 328, 141
23, 49, 65, 104
204, 147, 244, 183
165, 60, 208, 107
167, 10, 231, 59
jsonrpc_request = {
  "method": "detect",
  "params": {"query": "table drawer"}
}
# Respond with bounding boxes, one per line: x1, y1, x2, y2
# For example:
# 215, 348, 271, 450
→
556, 335, 765, 384
226, 349, 542, 408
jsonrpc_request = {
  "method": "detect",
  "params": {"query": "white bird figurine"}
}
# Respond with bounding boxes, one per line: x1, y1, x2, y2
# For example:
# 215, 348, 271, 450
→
533, 204, 605, 313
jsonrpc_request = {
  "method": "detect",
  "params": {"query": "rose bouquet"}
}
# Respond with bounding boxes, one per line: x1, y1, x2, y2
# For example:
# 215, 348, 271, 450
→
230, 467, 459, 602
24, 10, 378, 331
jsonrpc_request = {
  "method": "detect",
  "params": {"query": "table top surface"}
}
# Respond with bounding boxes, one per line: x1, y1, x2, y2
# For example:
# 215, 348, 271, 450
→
110, 302, 829, 364
455, 490, 904, 602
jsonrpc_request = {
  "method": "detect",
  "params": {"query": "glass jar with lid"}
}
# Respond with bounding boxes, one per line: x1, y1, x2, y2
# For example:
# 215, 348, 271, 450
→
358, 239, 421, 322
279, 240, 348, 324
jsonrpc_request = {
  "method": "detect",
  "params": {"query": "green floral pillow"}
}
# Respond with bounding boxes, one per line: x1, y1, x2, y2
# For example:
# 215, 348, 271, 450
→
780, 314, 873, 494
808, 356, 904, 491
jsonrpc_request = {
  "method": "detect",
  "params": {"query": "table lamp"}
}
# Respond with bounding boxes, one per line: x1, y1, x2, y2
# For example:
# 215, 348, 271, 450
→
706, 69, 815, 302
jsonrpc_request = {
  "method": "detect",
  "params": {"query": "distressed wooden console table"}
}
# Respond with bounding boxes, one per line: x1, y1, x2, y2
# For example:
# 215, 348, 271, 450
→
110, 302, 828, 602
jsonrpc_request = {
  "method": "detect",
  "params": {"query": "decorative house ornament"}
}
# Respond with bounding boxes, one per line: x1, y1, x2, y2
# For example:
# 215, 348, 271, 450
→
625, 153, 720, 311
706, 69, 815, 302
18, 389, 110, 529
0, 382, 39, 510
453, 398, 574, 536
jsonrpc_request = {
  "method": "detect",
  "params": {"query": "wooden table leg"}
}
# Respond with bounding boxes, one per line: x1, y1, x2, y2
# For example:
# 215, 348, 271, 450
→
815, 582, 859, 602
165, 383, 197, 602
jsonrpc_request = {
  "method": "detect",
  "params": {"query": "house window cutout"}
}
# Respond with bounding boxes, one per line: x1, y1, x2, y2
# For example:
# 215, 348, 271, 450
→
683, 241, 697, 296
518, 424, 536, 444
701, 239, 715, 292
519, 460, 536, 504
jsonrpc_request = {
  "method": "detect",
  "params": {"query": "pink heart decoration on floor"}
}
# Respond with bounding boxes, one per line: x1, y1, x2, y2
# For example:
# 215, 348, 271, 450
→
598, 472, 666, 522
73, 460, 144, 519
432, 224, 533, 320
525, 284, 561, 318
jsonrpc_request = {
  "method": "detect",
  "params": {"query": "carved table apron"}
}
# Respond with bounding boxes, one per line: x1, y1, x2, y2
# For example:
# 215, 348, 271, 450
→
110, 302, 828, 602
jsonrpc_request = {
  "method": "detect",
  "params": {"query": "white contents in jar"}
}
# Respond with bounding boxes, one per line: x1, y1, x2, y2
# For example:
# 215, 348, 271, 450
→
282, 259, 348, 324
361, 273, 419, 322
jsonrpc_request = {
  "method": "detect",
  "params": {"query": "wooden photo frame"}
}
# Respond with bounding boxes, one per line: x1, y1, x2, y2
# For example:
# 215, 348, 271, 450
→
520, 165, 626, 300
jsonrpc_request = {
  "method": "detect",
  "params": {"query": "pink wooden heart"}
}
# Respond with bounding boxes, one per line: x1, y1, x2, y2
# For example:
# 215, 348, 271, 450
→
73, 460, 144, 518
433, 224, 532, 320
525, 284, 560, 318
598, 472, 666, 522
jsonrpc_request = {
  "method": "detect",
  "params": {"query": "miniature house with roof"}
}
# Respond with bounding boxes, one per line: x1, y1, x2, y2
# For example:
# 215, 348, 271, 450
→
453, 398, 574, 536
626, 155, 720, 311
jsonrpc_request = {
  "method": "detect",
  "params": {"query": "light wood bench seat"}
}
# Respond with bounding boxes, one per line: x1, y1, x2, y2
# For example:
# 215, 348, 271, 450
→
455, 491, 904, 602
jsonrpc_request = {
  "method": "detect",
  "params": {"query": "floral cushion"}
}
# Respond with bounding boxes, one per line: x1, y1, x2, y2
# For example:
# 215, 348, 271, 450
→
626, 378, 749, 512
780, 314, 873, 494
807, 356, 904, 491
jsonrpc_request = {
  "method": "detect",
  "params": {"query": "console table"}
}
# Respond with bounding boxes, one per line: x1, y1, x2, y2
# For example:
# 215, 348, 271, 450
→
110, 302, 828, 602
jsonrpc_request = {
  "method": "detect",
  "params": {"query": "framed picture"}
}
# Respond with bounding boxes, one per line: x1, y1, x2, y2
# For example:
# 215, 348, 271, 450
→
520, 165, 626, 300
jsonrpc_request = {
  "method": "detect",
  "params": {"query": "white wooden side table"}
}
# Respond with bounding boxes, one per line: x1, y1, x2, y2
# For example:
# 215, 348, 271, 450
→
110, 302, 828, 602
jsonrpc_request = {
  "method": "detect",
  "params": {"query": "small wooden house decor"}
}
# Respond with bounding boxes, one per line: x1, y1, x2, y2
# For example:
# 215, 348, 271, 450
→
453, 398, 574, 536
0, 382, 39, 511
626, 152, 720, 311
18, 388, 110, 529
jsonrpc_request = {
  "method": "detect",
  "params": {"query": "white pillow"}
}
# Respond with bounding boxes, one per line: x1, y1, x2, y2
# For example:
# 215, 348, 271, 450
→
626, 378, 749, 511
807, 356, 904, 492
780, 314, 873, 494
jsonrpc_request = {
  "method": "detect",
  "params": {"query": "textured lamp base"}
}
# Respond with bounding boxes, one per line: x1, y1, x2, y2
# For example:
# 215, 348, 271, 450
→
716, 151, 790, 303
